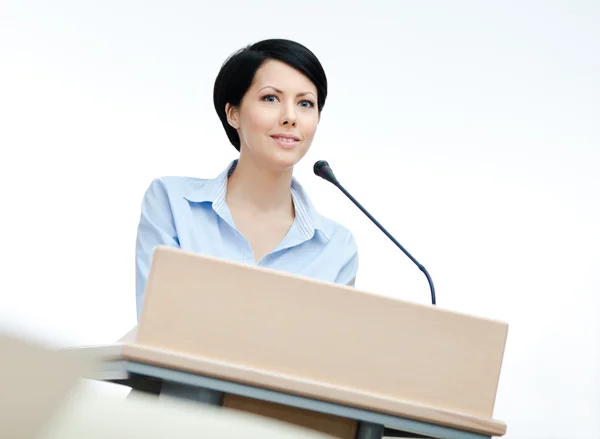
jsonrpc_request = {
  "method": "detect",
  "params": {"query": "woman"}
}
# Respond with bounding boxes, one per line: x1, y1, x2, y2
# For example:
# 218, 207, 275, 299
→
134, 39, 359, 321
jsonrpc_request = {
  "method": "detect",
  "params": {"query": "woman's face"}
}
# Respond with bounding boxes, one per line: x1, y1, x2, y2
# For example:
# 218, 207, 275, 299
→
226, 59, 320, 171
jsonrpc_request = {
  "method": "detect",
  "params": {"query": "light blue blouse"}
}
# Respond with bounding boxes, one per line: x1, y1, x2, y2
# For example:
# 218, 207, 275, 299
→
135, 160, 359, 320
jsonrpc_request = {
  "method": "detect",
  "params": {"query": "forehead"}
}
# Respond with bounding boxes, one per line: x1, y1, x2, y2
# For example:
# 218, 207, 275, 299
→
251, 59, 317, 94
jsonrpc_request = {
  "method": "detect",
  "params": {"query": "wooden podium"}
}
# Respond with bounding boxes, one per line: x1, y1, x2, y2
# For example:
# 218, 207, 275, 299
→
67, 246, 508, 439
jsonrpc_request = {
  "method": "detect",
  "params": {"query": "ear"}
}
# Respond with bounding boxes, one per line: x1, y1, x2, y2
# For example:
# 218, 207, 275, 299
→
225, 103, 240, 129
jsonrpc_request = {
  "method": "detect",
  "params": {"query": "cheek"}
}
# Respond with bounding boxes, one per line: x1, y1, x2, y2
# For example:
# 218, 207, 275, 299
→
243, 108, 278, 135
300, 114, 319, 140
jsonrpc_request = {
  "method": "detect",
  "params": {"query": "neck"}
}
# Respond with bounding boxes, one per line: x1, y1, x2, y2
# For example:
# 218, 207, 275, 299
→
226, 153, 294, 215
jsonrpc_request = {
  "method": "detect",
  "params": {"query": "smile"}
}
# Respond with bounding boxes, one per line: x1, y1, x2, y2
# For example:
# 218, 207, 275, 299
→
271, 135, 300, 148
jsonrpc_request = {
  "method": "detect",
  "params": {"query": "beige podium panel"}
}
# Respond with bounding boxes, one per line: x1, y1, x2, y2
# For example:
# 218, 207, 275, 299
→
67, 246, 509, 438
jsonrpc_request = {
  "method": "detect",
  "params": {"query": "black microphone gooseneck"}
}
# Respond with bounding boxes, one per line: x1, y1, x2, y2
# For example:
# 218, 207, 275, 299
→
313, 160, 436, 306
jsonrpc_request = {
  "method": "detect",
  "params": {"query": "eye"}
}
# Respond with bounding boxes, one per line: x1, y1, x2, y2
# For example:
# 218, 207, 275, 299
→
298, 100, 315, 108
262, 94, 279, 103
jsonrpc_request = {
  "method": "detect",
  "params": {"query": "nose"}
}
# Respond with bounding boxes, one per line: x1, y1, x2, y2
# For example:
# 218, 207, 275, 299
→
280, 103, 297, 127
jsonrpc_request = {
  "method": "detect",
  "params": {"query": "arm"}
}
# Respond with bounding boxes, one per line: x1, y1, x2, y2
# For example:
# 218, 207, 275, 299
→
135, 178, 180, 321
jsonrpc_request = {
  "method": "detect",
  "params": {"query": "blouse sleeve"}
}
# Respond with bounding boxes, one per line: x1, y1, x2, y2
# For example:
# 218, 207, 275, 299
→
135, 178, 180, 321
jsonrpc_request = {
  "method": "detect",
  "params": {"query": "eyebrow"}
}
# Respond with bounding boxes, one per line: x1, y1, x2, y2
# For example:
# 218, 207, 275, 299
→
258, 85, 316, 99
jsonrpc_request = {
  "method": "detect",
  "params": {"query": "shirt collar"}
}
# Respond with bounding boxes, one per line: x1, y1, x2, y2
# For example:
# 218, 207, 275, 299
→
183, 160, 330, 241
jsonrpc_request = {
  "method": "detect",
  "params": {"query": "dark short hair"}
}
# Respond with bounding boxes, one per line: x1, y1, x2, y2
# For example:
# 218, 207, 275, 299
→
213, 39, 328, 151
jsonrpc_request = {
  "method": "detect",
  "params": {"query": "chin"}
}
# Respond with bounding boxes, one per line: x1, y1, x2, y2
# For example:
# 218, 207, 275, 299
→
267, 150, 305, 171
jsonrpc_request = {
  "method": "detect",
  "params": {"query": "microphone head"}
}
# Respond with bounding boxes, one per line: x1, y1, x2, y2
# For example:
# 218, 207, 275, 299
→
313, 160, 339, 185
313, 160, 330, 177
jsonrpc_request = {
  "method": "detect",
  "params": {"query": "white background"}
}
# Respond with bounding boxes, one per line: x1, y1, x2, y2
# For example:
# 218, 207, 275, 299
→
1, 1, 598, 438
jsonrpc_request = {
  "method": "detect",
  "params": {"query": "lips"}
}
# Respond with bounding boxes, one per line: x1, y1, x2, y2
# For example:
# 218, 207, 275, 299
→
270, 134, 300, 149
272, 136, 298, 143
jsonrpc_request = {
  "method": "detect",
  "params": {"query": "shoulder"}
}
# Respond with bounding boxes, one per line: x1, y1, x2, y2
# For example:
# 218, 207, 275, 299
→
319, 217, 359, 276
141, 175, 219, 204
142, 176, 208, 196
318, 215, 357, 250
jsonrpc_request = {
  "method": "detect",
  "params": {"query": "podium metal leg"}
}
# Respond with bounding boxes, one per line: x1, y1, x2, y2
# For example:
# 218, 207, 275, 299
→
127, 374, 163, 395
159, 381, 224, 406
356, 421, 384, 439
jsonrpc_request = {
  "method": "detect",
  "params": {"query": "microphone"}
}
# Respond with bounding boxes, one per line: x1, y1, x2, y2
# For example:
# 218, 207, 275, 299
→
314, 160, 436, 306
